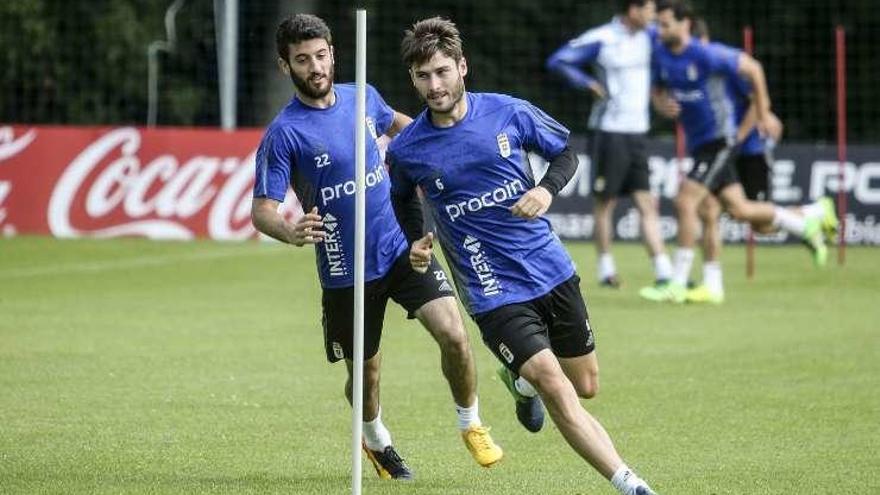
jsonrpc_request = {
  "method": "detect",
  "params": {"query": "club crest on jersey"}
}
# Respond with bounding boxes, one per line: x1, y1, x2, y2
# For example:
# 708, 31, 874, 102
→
366, 117, 378, 140
687, 63, 699, 81
496, 132, 511, 158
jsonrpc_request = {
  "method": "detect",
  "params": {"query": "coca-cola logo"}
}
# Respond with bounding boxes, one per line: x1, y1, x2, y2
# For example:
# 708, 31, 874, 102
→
48, 127, 301, 239
0, 126, 37, 162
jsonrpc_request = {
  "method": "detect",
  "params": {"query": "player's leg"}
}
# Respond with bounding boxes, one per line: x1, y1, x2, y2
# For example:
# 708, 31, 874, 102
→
717, 183, 828, 266
323, 285, 413, 480
594, 195, 619, 287
387, 253, 502, 467
476, 292, 656, 494
518, 351, 656, 495
627, 134, 673, 286
639, 178, 705, 303
688, 194, 725, 304
643, 140, 731, 303
414, 298, 476, 409
546, 273, 599, 399
590, 131, 627, 288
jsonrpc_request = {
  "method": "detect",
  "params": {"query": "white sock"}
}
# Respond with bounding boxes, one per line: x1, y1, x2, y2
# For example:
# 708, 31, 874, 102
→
801, 200, 825, 219
703, 261, 723, 294
598, 253, 616, 280
514, 376, 538, 398
456, 397, 482, 431
672, 248, 695, 286
653, 253, 673, 282
610, 464, 651, 495
363, 408, 393, 451
772, 207, 806, 237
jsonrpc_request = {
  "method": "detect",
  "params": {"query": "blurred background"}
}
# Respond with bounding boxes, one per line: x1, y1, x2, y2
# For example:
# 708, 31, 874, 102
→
2, 0, 878, 142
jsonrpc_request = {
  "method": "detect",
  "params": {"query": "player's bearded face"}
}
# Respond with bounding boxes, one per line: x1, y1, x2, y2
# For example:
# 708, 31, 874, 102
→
412, 54, 467, 114
657, 11, 684, 48
285, 39, 335, 100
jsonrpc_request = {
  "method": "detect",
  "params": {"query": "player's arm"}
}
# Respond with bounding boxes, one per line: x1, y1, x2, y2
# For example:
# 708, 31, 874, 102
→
738, 91, 783, 143
388, 156, 432, 272
736, 53, 774, 137
546, 38, 606, 99
385, 111, 413, 138
651, 86, 680, 119
251, 197, 324, 246
511, 146, 579, 220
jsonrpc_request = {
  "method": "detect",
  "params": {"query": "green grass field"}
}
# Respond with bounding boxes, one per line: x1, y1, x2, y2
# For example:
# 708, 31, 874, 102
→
1, 236, 878, 494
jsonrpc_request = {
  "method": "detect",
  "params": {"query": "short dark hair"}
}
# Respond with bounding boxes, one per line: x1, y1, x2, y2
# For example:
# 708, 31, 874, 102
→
401, 17, 464, 67
691, 17, 709, 39
276, 14, 332, 61
657, 0, 694, 21
618, 0, 652, 14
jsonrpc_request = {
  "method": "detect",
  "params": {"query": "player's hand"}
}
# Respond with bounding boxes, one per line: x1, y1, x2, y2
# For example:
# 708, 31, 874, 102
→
654, 95, 681, 118
290, 206, 325, 246
510, 186, 552, 220
410, 232, 433, 273
587, 81, 607, 100
758, 112, 784, 141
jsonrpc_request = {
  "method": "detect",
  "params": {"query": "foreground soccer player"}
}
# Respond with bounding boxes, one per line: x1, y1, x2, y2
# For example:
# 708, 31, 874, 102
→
642, 0, 838, 304
388, 17, 658, 495
251, 14, 502, 480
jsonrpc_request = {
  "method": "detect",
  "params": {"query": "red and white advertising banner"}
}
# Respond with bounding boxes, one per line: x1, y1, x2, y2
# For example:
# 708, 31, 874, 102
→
0, 125, 302, 240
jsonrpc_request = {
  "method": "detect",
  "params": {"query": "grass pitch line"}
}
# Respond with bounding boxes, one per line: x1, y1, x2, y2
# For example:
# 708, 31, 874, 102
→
0, 244, 288, 279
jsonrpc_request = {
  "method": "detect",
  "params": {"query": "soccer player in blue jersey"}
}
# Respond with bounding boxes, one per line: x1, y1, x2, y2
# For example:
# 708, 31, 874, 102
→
388, 17, 658, 495
680, 19, 783, 303
250, 14, 502, 480
546, 0, 673, 291
641, 0, 838, 303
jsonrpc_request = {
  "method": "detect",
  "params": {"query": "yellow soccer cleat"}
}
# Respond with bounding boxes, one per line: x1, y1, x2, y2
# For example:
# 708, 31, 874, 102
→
685, 285, 724, 304
461, 424, 503, 468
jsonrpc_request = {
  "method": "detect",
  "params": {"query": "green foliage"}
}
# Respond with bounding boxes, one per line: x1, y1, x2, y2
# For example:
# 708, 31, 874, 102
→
1, 0, 878, 141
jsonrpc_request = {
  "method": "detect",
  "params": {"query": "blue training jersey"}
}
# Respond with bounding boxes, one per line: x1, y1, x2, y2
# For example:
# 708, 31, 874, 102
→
708, 42, 764, 156
387, 92, 576, 315
652, 40, 740, 152
254, 83, 408, 289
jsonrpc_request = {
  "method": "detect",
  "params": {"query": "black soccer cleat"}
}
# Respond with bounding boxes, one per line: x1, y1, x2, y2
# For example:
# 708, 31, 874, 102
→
497, 366, 544, 433
363, 442, 414, 480
599, 275, 622, 289
635, 486, 657, 495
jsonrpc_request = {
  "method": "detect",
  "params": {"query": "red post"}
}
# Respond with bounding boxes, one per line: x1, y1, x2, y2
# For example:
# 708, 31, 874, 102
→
835, 25, 847, 265
675, 123, 685, 167
743, 25, 755, 279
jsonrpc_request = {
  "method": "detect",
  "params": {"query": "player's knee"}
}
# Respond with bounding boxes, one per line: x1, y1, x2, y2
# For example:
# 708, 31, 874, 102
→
726, 202, 748, 221
674, 194, 694, 213
431, 324, 468, 359
529, 369, 570, 401
573, 374, 599, 399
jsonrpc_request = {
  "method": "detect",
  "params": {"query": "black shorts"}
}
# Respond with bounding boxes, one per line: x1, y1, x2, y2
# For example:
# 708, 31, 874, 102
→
473, 274, 595, 373
735, 153, 770, 201
321, 253, 455, 363
688, 139, 741, 194
589, 131, 650, 199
